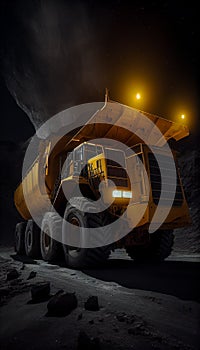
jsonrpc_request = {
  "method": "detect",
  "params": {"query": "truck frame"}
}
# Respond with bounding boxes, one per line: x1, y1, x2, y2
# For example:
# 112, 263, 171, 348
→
14, 101, 191, 268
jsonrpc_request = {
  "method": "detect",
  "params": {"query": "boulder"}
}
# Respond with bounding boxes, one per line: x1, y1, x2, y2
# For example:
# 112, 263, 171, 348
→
47, 291, 77, 317
84, 296, 99, 311
7, 269, 20, 281
27, 271, 37, 280
31, 282, 50, 302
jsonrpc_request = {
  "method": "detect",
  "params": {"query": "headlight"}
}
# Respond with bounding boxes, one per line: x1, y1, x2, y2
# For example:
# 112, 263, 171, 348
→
112, 190, 122, 198
122, 191, 132, 198
112, 190, 132, 198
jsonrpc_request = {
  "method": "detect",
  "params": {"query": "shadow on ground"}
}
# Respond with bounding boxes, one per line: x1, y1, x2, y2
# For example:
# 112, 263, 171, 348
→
7, 251, 200, 303
83, 259, 200, 302
10, 253, 37, 264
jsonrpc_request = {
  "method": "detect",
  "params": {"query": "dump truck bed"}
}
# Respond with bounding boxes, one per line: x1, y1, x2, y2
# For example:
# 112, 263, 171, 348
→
50, 101, 189, 157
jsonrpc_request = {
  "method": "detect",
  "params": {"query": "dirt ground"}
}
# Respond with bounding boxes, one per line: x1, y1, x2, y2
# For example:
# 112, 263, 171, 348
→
0, 248, 199, 350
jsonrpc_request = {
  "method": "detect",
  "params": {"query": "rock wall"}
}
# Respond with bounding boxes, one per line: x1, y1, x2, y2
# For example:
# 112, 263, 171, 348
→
174, 149, 200, 253
0, 141, 25, 245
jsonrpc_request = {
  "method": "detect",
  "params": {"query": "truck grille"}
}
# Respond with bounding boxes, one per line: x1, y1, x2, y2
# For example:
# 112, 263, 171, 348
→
107, 162, 128, 187
106, 149, 128, 188
148, 153, 183, 206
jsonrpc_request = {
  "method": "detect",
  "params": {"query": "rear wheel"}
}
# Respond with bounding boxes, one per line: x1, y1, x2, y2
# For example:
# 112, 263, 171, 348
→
25, 220, 41, 258
126, 230, 174, 262
40, 212, 63, 262
62, 197, 112, 269
15, 222, 27, 254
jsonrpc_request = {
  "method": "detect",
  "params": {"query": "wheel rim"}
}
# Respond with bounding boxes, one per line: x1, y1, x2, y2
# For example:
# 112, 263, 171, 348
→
68, 216, 81, 254
27, 230, 32, 249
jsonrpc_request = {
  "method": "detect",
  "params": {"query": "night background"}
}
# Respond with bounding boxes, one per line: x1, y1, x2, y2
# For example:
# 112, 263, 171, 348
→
0, 0, 199, 141
0, 1, 199, 350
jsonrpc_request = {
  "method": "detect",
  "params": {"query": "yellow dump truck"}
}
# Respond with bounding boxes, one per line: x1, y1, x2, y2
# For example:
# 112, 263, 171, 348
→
14, 101, 191, 268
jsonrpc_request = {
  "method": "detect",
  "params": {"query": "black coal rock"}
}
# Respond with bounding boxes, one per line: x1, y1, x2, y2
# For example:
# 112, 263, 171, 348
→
27, 271, 37, 280
116, 312, 127, 322
77, 313, 83, 320
7, 269, 20, 281
84, 296, 99, 311
128, 322, 146, 335
31, 282, 50, 302
47, 291, 77, 317
0, 287, 10, 297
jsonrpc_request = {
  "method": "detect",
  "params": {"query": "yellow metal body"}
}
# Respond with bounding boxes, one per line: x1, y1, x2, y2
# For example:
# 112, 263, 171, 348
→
126, 144, 191, 230
14, 157, 50, 220
14, 101, 190, 233
87, 153, 131, 208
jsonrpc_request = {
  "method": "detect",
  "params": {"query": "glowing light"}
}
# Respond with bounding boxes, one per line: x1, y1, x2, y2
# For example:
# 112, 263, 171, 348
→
112, 190, 132, 198
136, 93, 141, 100
112, 190, 122, 198
181, 114, 185, 119
122, 191, 132, 198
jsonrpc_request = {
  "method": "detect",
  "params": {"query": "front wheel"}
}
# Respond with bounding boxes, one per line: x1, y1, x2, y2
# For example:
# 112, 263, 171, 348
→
126, 230, 174, 262
62, 197, 112, 269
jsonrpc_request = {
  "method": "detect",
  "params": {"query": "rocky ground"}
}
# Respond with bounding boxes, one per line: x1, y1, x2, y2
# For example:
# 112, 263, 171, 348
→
0, 248, 200, 350
0, 137, 199, 349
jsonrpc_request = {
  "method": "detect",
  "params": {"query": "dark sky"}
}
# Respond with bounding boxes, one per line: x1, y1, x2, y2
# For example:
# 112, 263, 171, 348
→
0, 0, 198, 142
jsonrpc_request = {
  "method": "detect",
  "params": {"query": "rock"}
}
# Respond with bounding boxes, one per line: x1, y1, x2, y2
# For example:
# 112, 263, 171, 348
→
31, 282, 50, 302
27, 271, 37, 280
55, 289, 64, 295
0, 288, 10, 297
84, 296, 99, 311
10, 278, 22, 286
7, 269, 20, 281
113, 327, 119, 333
77, 331, 100, 350
0, 287, 10, 305
47, 291, 77, 317
128, 322, 146, 335
126, 315, 136, 324
153, 335, 163, 343
77, 313, 83, 320
116, 312, 127, 322
89, 320, 94, 324
116, 313, 136, 324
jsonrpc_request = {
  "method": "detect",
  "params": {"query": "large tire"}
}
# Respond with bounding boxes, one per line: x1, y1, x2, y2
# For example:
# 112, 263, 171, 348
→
126, 230, 174, 262
40, 212, 63, 262
62, 197, 112, 269
25, 220, 41, 258
15, 222, 27, 254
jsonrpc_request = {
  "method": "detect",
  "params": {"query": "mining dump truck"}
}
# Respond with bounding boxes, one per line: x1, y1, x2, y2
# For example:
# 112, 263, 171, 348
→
14, 101, 191, 268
